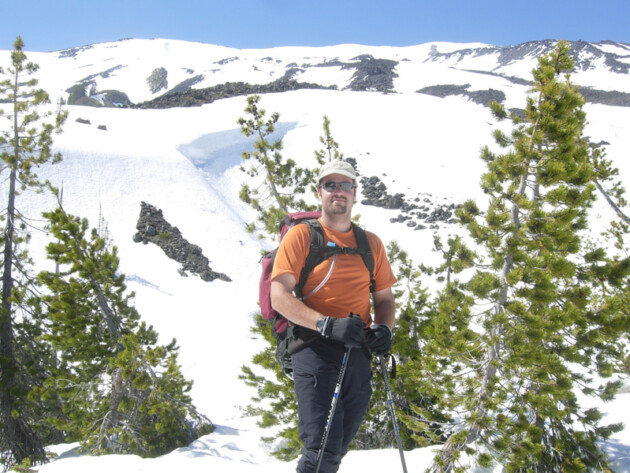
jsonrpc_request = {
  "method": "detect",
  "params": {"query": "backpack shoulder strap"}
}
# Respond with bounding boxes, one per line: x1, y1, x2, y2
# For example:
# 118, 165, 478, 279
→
351, 223, 376, 293
294, 219, 326, 300
293, 220, 376, 299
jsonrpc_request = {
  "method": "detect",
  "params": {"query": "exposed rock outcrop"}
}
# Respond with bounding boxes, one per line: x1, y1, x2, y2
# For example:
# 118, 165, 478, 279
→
133, 202, 231, 282
66, 82, 132, 107
345, 55, 398, 92
360, 174, 459, 229
134, 78, 334, 109
417, 84, 507, 107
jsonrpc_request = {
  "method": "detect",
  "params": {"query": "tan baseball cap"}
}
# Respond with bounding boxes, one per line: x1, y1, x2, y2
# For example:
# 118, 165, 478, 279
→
317, 160, 357, 183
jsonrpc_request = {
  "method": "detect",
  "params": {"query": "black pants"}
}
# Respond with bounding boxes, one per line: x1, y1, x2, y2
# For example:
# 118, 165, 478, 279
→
291, 338, 372, 473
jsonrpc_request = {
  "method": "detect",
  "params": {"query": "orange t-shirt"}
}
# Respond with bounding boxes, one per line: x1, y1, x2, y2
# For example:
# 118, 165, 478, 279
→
271, 219, 396, 326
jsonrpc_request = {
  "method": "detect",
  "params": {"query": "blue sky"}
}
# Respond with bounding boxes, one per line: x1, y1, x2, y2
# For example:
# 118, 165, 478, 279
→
3, 0, 629, 52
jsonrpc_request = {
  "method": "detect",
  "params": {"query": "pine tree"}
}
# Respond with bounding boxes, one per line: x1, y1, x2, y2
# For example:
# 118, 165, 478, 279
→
237, 96, 318, 459
311, 115, 344, 198
408, 41, 630, 472
0, 36, 67, 468
239, 314, 301, 460
237, 94, 318, 236
314, 115, 343, 164
35, 205, 213, 457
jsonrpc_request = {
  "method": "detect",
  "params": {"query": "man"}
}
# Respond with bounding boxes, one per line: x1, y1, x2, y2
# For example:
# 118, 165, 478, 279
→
270, 160, 397, 473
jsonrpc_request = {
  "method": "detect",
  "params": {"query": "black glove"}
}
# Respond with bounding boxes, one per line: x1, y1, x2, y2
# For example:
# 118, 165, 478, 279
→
366, 324, 392, 355
316, 314, 365, 348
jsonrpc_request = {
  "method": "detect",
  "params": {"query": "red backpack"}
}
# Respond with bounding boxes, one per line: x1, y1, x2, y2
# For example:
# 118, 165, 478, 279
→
259, 210, 375, 375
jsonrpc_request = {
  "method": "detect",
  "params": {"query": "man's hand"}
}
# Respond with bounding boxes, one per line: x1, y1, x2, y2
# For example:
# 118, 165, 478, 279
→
366, 324, 392, 355
317, 314, 365, 348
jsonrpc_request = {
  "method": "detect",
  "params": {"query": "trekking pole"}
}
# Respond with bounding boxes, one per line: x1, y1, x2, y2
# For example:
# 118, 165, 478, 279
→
314, 346, 351, 473
380, 354, 408, 473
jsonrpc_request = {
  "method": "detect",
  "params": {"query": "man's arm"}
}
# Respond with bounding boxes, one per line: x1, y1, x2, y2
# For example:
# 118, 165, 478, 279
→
270, 273, 325, 331
372, 287, 395, 329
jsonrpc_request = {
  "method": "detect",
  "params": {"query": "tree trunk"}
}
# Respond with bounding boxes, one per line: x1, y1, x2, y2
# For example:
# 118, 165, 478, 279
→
0, 166, 46, 465
99, 367, 124, 451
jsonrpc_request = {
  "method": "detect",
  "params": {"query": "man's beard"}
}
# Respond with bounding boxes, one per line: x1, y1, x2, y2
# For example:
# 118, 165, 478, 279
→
328, 199, 349, 214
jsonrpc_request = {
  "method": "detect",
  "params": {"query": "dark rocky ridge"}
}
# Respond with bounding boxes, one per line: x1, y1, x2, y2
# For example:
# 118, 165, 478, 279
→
421, 41, 630, 108
417, 81, 630, 108
134, 54, 398, 109
360, 174, 459, 230
134, 78, 335, 109
427, 40, 630, 73
345, 55, 398, 92
133, 202, 231, 282
417, 84, 507, 107
346, 154, 459, 230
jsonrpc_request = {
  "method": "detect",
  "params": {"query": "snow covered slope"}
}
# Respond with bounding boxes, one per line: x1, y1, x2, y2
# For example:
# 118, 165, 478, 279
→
1, 38, 629, 472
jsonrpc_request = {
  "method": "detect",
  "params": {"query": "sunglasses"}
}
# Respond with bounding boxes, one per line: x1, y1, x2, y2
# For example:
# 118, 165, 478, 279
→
320, 181, 355, 192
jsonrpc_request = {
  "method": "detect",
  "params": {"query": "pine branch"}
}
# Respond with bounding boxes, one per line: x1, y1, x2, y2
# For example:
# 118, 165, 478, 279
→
595, 180, 630, 224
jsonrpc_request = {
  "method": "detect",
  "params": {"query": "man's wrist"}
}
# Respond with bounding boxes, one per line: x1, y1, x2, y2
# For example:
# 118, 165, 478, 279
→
316, 316, 331, 336
372, 323, 392, 335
